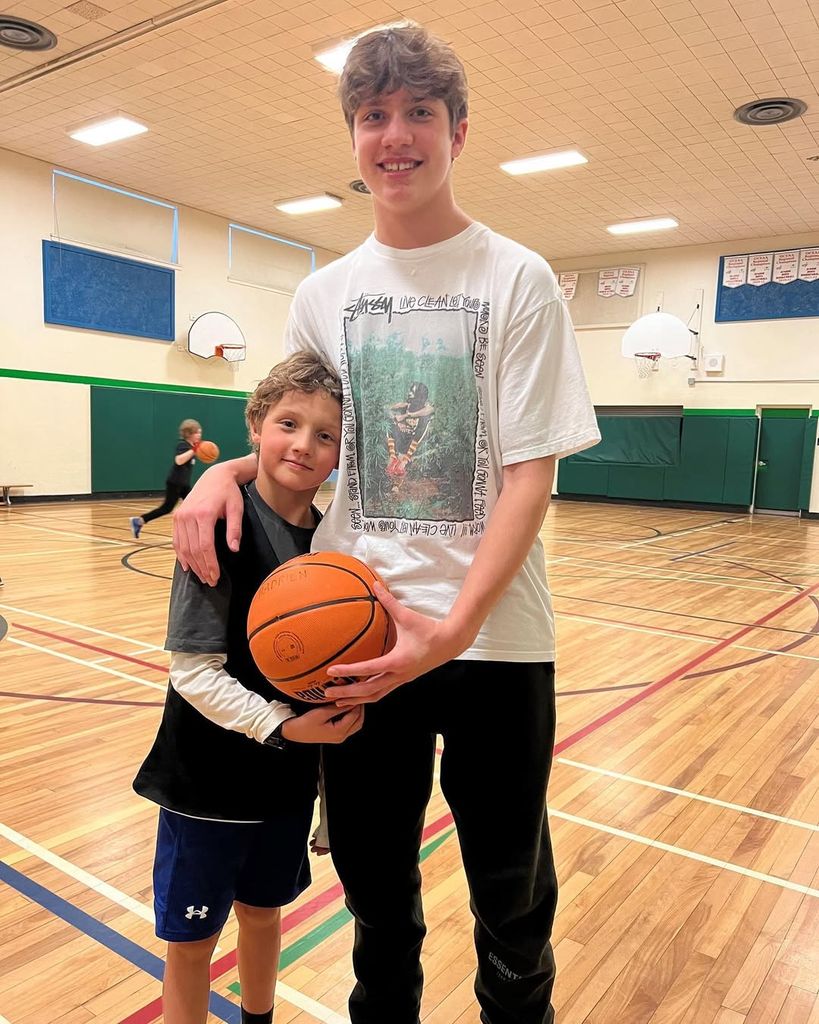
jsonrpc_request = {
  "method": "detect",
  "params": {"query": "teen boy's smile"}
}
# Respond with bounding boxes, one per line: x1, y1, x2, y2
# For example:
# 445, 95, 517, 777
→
353, 87, 470, 247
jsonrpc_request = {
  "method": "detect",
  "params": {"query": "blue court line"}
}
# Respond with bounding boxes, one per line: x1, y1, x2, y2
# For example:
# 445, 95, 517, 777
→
0, 861, 240, 1023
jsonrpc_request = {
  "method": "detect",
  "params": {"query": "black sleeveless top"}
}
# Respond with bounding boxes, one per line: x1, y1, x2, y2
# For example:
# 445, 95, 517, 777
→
133, 489, 320, 821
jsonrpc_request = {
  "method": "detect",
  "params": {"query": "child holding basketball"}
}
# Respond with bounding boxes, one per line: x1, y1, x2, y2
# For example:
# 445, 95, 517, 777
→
129, 418, 203, 539
133, 353, 359, 1024
173, 23, 600, 1024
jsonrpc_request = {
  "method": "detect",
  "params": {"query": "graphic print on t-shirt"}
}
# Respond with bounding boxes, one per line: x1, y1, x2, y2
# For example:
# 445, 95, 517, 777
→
341, 292, 489, 525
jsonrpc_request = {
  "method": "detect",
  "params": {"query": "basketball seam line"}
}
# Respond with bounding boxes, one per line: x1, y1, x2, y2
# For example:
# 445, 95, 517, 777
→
247, 595, 376, 641
251, 606, 389, 683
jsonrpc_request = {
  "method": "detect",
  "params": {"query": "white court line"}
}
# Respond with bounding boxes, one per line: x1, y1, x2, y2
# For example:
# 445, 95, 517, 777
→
2, 521, 130, 546
550, 809, 819, 898
0, 548, 102, 558
556, 758, 819, 833
557, 552, 795, 591
0, 603, 165, 651
624, 519, 746, 548
0, 821, 155, 923
276, 983, 348, 1023
0, 1013, 11, 1024
6, 637, 167, 692
2, 821, 343, 1021
552, 559, 794, 595
555, 612, 819, 663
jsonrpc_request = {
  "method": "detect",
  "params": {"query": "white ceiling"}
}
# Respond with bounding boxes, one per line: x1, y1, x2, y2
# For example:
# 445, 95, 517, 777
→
2, 0, 819, 259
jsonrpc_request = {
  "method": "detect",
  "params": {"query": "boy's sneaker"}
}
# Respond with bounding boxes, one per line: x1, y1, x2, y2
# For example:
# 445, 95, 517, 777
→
130, 517, 142, 539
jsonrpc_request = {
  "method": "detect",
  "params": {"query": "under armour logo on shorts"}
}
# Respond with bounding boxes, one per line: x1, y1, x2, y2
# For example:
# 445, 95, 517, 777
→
185, 905, 209, 919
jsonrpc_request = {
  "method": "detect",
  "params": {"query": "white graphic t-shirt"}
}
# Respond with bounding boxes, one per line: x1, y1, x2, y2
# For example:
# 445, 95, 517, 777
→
285, 222, 600, 661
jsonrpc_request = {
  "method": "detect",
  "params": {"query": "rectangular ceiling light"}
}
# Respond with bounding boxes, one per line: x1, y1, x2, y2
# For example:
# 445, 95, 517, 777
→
69, 115, 148, 146
500, 150, 588, 175
275, 194, 343, 215
607, 217, 679, 235
314, 22, 407, 74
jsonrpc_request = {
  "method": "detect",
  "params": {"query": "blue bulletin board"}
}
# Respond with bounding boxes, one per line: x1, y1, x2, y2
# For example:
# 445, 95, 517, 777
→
42, 240, 175, 341
716, 248, 819, 323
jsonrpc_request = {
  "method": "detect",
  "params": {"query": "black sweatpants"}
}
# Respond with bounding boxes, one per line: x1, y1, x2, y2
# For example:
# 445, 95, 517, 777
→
141, 483, 191, 524
323, 659, 558, 1024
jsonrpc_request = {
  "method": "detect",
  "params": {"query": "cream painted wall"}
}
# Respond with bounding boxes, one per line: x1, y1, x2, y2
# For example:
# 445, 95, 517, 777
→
0, 146, 341, 495
551, 234, 819, 511
0, 377, 91, 496
551, 233, 819, 410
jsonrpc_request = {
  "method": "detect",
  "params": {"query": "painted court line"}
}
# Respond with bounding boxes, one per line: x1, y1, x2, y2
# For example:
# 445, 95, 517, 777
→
554, 581, 819, 755
6, 637, 167, 692
554, 555, 795, 594
2, 521, 131, 546
12, 621, 168, 673
556, 611, 819, 664
556, 758, 819, 833
0, 821, 155, 923
0, 862, 240, 1024
275, 982, 348, 1023
0, 603, 165, 651
550, 809, 819, 899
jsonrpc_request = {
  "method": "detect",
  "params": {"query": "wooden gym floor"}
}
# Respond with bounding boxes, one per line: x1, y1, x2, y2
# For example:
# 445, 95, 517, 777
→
1, 495, 818, 1024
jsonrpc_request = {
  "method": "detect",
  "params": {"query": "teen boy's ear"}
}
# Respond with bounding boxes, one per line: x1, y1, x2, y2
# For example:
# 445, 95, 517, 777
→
450, 118, 468, 160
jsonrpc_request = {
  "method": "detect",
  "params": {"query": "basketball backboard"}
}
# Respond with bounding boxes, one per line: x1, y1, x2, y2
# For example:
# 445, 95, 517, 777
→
188, 311, 246, 361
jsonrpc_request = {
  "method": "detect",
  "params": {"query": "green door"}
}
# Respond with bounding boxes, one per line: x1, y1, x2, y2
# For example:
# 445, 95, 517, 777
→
754, 410, 808, 512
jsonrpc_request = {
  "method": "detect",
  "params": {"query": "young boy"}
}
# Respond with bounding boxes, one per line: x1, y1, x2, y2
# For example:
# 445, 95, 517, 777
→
172, 24, 600, 1024
133, 353, 361, 1024
130, 418, 203, 539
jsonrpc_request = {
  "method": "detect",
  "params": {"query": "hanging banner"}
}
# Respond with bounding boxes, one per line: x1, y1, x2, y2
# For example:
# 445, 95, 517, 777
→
616, 266, 640, 297
798, 248, 819, 282
722, 255, 748, 288
558, 272, 578, 300
747, 252, 772, 287
772, 250, 799, 284
598, 268, 619, 297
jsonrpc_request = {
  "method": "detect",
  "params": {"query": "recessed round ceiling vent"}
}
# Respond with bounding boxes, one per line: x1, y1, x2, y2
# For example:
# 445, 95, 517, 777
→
0, 16, 57, 50
733, 97, 806, 126
349, 179, 371, 195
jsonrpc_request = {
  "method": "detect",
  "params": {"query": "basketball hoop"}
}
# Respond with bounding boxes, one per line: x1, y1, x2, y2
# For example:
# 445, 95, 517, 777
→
634, 352, 661, 378
215, 343, 245, 363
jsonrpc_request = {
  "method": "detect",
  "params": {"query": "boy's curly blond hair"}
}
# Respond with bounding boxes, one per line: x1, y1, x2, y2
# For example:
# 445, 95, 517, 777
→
245, 352, 341, 450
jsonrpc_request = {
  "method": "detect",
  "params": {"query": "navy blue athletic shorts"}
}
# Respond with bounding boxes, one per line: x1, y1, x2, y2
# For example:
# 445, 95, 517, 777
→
153, 807, 313, 942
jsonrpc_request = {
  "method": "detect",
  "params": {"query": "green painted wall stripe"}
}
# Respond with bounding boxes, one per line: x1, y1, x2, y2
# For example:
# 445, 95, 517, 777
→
682, 408, 756, 416
228, 828, 457, 993
0, 366, 247, 399
760, 407, 810, 418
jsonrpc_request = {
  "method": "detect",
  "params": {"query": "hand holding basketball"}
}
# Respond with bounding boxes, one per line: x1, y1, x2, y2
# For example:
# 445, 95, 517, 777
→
196, 440, 220, 463
328, 584, 470, 706
280, 705, 364, 744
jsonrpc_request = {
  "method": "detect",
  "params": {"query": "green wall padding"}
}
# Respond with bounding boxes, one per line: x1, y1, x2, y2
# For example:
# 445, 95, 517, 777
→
554, 462, 610, 495
799, 417, 818, 511
91, 386, 249, 492
573, 416, 682, 466
606, 466, 665, 500
724, 418, 759, 504
558, 413, 760, 507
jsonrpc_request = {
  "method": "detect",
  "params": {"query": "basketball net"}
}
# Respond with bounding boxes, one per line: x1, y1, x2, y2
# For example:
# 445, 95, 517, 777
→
634, 352, 661, 378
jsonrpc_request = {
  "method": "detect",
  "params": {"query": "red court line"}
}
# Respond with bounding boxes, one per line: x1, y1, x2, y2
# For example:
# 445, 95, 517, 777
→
12, 622, 168, 674
554, 580, 819, 754
120, 580, 819, 1024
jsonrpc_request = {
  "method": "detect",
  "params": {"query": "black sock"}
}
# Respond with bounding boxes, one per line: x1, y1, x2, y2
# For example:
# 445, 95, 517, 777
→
241, 1008, 273, 1024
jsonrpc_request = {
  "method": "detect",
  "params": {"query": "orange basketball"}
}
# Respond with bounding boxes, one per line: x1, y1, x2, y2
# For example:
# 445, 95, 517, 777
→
247, 551, 395, 703
196, 440, 219, 463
